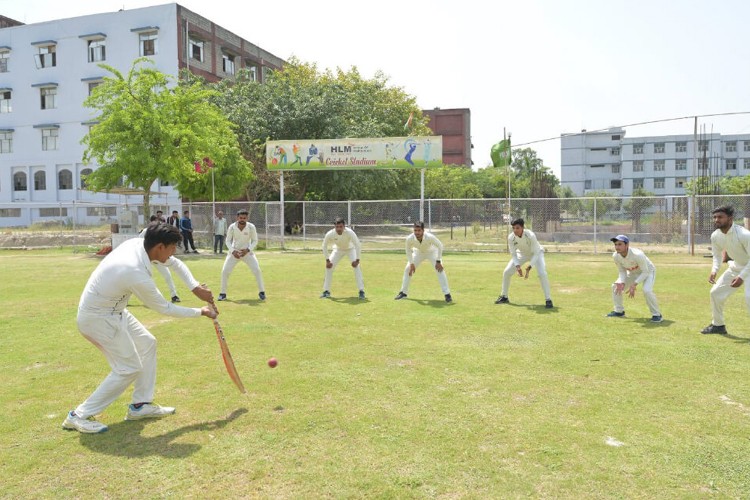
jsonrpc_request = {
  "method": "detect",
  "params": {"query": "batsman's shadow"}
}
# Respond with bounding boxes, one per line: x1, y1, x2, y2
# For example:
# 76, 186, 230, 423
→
79, 408, 248, 458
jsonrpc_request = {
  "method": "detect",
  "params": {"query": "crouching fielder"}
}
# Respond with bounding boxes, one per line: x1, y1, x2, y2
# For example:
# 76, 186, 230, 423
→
496, 218, 553, 308
218, 209, 266, 301
320, 217, 365, 299
607, 234, 662, 323
395, 221, 452, 303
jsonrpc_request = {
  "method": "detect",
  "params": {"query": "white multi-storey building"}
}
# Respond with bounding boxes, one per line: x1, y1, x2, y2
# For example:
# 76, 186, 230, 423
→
0, 4, 282, 227
561, 127, 750, 197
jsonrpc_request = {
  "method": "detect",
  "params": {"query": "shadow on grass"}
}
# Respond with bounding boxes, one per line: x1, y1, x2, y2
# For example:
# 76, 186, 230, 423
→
330, 297, 368, 305
501, 303, 558, 314
717, 332, 750, 344
412, 298, 453, 308
632, 318, 675, 328
79, 408, 248, 458
225, 298, 262, 307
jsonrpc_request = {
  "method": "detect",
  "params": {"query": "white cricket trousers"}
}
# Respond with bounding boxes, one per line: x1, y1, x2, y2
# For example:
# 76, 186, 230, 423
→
501, 254, 552, 300
221, 252, 265, 294
155, 264, 177, 297
323, 247, 364, 292
401, 251, 450, 295
611, 271, 661, 316
74, 310, 157, 418
710, 264, 750, 326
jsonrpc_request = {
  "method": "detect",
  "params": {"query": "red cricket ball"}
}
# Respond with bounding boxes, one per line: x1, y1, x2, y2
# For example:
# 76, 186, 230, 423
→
267, 357, 278, 368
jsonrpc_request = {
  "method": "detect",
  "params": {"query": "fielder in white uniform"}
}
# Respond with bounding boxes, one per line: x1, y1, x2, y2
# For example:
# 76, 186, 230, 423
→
702, 205, 750, 334
320, 217, 365, 299
606, 234, 662, 322
63, 223, 216, 434
395, 221, 452, 303
218, 209, 266, 301
496, 218, 553, 308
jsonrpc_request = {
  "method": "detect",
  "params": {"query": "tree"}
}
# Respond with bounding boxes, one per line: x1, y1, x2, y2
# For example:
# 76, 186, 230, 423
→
210, 59, 430, 202
82, 58, 252, 217
623, 187, 655, 233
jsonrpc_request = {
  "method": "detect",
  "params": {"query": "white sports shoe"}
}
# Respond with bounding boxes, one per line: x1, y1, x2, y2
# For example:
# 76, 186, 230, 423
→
62, 411, 108, 434
125, 403, 176, 420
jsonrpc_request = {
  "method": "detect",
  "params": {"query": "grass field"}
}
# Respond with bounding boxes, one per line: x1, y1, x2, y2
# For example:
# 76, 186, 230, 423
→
2, 249, 750, 498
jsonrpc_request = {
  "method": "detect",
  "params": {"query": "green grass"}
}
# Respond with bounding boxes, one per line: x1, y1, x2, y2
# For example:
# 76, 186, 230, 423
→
2, 249, 749, 497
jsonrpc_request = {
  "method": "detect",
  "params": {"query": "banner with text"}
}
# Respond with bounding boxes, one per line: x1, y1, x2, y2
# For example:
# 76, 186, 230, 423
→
266, 136, 443, 171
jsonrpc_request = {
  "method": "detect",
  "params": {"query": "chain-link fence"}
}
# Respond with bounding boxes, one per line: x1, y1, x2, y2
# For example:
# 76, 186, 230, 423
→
2, 195, 748, 253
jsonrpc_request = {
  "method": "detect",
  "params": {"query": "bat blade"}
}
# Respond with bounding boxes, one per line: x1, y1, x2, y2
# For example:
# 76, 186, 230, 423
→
213, 319, 247, 394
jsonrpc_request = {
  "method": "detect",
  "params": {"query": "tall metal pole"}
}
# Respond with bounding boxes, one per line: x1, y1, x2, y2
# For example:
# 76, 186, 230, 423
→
420, 168, 425, 221
690, 116, 697, 256
279, 172, 285, 249
211, 167, 215, 223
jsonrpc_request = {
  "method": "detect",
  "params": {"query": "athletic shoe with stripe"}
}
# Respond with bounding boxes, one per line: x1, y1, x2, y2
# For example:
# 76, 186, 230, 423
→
125, 403, 175, 421
62, 411, 108, 434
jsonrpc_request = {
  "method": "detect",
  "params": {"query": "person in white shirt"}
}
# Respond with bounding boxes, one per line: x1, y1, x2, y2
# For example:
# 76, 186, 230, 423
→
702, 205, 750, 334
606, 234, 662, 323
213, 211, 227, 254
395, 221, 452, 303
139, 216, 185, 303
495, 218, 553, 308
320, 217, 365, 299
62, 222, 217, 434
218, 209, 266, 301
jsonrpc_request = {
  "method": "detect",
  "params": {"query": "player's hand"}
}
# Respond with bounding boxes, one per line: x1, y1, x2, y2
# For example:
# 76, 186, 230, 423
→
731, 276, 744, 288
524, 266, 531, 279
408, 263, 416, 276
435, 262, 444, 273
708, 272, 717, 284
232, 250, 241, 259
325, 259, 333, 269
192, 284, 214, 303
352, 259, 360, 268
200, 305, 218, 319
628, 284, 637, 298
516, 265, 523, 277
614, 283, 625, 295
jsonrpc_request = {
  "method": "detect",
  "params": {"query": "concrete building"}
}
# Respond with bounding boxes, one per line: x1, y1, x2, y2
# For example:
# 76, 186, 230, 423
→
0, 4, 283, 227
423, 107, 472, 167
561, 127, 750, 197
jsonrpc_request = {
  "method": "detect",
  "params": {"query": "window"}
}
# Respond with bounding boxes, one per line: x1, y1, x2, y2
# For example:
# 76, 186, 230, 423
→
676, 178, 687, 188
88, 40, 106, 62
676, 141, 687, 152
42, 128, 58, 151
40, 207, 67, 217
0, 90, 10, 113
591, 164, 605, 168
584, 180, 592, 189
80, 168, 93, 189
726, 141, 737, 152
58, 169, 73, 189
262, 66, 272, 82
654, 178, 665, 189
189, 38, 204, 62
633, 178, 644, 189
246, 64, 258, 81
34, 170, 46, 190
34, 44, 56, 68
745, 141, 750, 152
87, 81, 101, 95
654, 160, 665, 171
611, 134, 621, 140
654, 142, 665, 154
40, 87, 56, 110
744, 158, 750, 170
0, 208, 21, 217
699, 140, 708, 152
676, 159, 687, 170
222, 53, 235, 75
0, 131, 11, 153
611, 164, 621, 174
0, 50, 9, 73
140, 32, 158, 56
590, 147, 606, 151
727, 159, 737, 170
633, 160, 644, 172
610, 179, 621, 189
610, 147, 620, 156
86, 206, 116, 217
633, 144, 644, 154
13, 171, 27, 191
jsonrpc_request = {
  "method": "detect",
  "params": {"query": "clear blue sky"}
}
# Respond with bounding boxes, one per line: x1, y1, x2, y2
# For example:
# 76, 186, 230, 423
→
3, 0, 750, 178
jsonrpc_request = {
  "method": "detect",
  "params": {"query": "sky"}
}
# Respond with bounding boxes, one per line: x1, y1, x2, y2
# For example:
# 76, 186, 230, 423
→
3, 0, 750, 178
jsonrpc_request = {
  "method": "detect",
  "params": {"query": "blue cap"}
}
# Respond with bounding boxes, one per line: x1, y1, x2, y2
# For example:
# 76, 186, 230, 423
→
610, 234, 629, 244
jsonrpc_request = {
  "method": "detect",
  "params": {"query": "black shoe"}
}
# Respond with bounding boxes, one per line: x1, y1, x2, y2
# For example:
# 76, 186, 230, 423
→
359, 290, 366, 300
445, 293, 452, 303
320, 291, 331, 299
606, 311, 625, 317
495, 296, 509, 304
171, 295, 180, 303
259, 291, 266, 301
701, 324, 727, 334
394, 292, 407, 300
217, 293, 227, 301
192, 250, 199, 254
545, 299, 553, 309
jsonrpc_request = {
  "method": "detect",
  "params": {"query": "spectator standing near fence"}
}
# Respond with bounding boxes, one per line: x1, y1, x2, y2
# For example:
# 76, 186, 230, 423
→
320, 218, 365, 300
701, 205, 750, 334
218, 209, 266, 301
179, 210, 198, 254
395, 221, 452, 303
213, 211, 227, 254
495, 218, 553, 308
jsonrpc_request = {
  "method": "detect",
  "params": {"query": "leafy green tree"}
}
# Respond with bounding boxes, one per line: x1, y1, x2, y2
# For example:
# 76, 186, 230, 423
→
582, 190, 621, 218
82, 59, 252, 217
624, 187, 655, 232
425, 166, 482, 199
